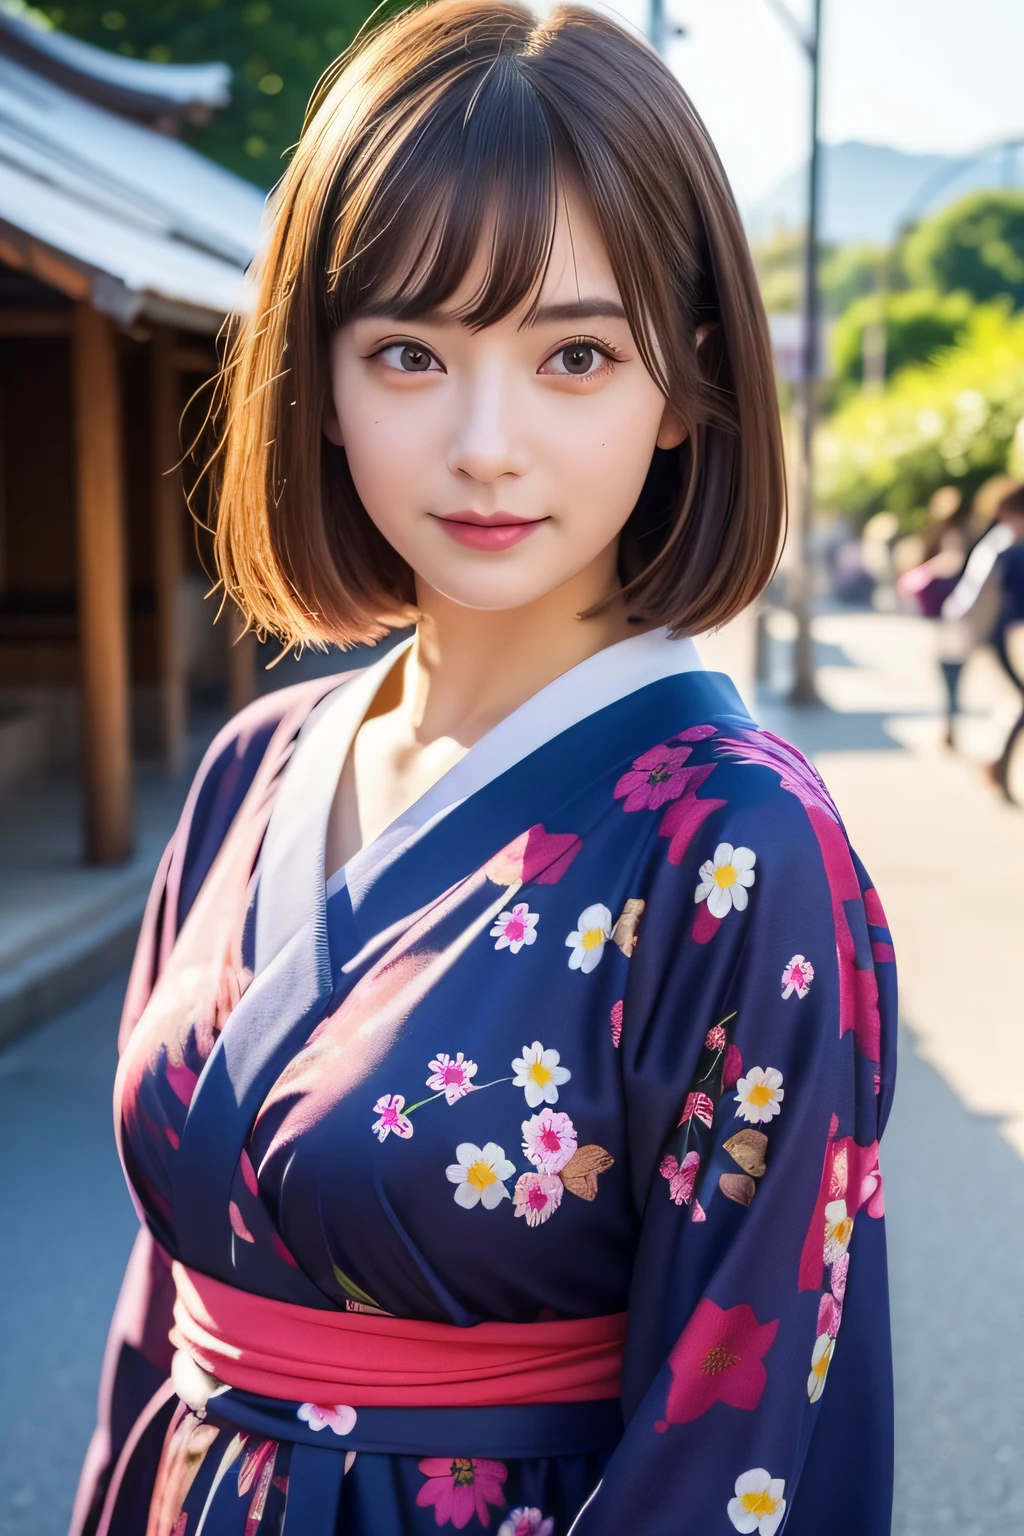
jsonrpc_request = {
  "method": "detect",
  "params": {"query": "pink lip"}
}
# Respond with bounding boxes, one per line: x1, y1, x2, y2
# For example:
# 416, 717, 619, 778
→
432, 511, 545, 551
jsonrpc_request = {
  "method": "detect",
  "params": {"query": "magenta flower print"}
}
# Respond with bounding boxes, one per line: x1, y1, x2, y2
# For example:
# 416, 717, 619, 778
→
522, 1108, 577, 1172
679, 1091, 715, 1128
426, 1053, 478, 1105
371, 1093, 413, 1142
297, 1402, 357, 1435
512, 1171, 564, 1227
490, 903, 539, 954
485, 826, 581, 888
614, 742, 695, 811
498, 1510, 555, 1536
705, 1023, 727, 1050
229, 1200, 255, 1243
610, 999, 623, 1048
660, 1150, 700, 1206
416, 1457, 508, 1529
781, 955, 814, 1000
656, 1299, 779, 1430
817, 1291, 842, 1339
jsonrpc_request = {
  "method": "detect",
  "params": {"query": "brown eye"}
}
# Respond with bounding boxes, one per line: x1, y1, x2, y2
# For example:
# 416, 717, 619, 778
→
400, 344, 432, 372
562, 344, 595, 375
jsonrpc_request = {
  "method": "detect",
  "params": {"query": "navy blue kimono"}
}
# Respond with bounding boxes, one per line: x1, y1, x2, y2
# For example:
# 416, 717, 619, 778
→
72, 630, 896, 1536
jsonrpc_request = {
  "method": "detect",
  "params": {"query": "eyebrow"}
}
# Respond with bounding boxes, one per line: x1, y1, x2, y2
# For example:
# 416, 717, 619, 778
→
354, 297, 628, 327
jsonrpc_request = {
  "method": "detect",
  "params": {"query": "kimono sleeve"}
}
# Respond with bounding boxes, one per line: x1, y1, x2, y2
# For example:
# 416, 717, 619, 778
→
573, 782, 897, 1536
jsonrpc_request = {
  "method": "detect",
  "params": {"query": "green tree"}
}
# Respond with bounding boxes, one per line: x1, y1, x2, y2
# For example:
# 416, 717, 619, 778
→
902, 190, 1024, 308
818, 304, 1024, 521
36, 0, 379, 183
751, 231, 887, 316
832, 288, 975, 394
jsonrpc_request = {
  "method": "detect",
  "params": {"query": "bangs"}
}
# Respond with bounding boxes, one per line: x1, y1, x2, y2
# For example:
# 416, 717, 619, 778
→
324, 52, 565, 331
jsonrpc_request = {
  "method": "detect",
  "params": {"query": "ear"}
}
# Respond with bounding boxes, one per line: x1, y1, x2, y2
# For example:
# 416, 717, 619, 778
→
323, 394, 344, 448
656, 402, 688, 451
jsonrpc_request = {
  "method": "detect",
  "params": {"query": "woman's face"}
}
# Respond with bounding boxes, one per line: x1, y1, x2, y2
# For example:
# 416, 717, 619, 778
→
324, 187, 686, 613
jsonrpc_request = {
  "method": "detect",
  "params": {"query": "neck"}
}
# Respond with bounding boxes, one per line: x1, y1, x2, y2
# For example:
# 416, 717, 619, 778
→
403, 555, 647, 748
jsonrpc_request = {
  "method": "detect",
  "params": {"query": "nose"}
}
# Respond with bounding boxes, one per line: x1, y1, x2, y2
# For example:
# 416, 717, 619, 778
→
446, 365, 530, 484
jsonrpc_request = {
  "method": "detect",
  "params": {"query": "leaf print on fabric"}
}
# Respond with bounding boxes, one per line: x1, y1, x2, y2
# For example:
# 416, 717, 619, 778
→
296, 1403, 357, 1435
611, 897, 645, 956
416, 1457, 508, 1529
733, 1067, 784, 1125
656, 1299, 779, 1429
371, 1093, 413, 1142
565, 904, 613, 973
511, 1042, 571, 1107
610, 999, 623, 1048
425, 1053, 478, 1105
723, 1129, 768, 1178
659, 1149, 700, 1206
490, 904, 539, 954
718, 1173, 757, 1206
807, 1335, 836, 1402
695, 843, 756, 919
446, 1143, 516, 1210
498, 1509, 555, 1536
781, 954, 814, 999
559, 1144, 614, 1201
512, 1171, 564, 1227
236, 1437, 278, 1536
727, 1469, 787, 1535
522, 1108, 577, 1172
229, 1200, 254, 1243
485, 826, 582, 888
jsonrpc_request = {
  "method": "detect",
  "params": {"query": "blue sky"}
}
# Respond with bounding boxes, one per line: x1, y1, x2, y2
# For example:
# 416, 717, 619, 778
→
584, 0, 1024, 208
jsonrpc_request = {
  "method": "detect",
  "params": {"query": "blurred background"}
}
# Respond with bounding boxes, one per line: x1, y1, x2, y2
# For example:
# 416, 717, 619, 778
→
0, 0, 1022, 1532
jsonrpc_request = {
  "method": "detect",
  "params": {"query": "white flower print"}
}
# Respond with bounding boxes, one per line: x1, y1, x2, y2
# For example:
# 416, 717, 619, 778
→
565, 903, 613, 973
425, 1052, 478, 1105
733, 1066, 784, 1125
781, 954, 814, 999
445, 1142, 516, 1210
371, 1093, 413, 1142
823, 1198, 854, 1265
521, 1108, 577, 1173
695, 843, 756, 919
727, 1468, 787, 1535
498, 1508, 555, 1536
807, 1334, 835, 1403
511, 1041, 571, 1108
297, 1402, 357, 1436
490, 903, 540, 954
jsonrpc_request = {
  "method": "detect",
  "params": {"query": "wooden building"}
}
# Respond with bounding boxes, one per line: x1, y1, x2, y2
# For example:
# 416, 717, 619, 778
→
0, 9, 263, 863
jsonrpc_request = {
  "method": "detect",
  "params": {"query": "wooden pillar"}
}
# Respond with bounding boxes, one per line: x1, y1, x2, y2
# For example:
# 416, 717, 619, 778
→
227, 606, 258, 715
71, 302, 133, 864
150, 326, 186, 771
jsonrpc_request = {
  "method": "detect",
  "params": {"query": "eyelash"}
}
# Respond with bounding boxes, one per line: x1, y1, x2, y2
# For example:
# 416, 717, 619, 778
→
369, 334, 625, 377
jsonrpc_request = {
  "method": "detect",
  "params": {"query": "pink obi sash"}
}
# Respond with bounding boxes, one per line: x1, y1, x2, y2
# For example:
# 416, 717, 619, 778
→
171, 1262, 626, 1407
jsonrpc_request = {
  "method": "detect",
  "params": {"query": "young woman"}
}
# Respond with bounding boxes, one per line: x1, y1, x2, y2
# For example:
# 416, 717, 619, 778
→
72, 5, 896, 1533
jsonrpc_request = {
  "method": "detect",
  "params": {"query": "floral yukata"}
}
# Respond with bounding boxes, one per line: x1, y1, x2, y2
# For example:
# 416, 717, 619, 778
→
72, 629, 896, 1536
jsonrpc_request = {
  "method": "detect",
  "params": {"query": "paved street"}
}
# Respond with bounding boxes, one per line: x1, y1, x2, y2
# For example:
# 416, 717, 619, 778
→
2, 609, 1023, 1535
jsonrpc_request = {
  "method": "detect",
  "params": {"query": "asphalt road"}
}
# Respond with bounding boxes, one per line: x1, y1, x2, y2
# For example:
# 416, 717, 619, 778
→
1, 971, 1022, 1536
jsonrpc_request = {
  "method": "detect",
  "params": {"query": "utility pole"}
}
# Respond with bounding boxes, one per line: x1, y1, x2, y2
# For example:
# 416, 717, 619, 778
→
789, 0, 822, 704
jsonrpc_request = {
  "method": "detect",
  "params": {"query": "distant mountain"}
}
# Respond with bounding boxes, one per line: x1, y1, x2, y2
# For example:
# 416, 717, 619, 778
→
745, 138, 1024, 245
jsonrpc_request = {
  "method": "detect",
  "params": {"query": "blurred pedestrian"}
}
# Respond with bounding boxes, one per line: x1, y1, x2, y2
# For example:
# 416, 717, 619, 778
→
986, 483, 1024, 794
937, 485, 1017, 747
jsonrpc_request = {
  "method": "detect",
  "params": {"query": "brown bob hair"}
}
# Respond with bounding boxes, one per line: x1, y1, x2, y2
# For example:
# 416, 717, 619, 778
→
212, 0, 785, 648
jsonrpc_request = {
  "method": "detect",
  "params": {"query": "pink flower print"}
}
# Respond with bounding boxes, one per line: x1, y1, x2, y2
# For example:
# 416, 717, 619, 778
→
426, 1053, 479, 1105
522, 1108, 578, 1172
781, 955, 814, 999
240, 1148, 259, 1196
416, 1457, 508, 1528
170, 1518, 188, 1536
610, 999, 623, 1048
614, 743, 695, 812
371, 1093, 413, 1142
297, 1402, 357, 1435
660, 1150, 700, 1206
679, 1091, 715, 1128
490, 903, 539, 954
485, 826, 581, 888
859, 1153, 885, 1218
691, 1199, 706, 1222
656, 1298, 779, 1429
498, 1510, 555, 1536
229, 1201, 255, 1243
817, 1291, 842, 1339
705, 1024, 727, 1050
512, 1171, 564, 1227
831, 1250, 849, 1303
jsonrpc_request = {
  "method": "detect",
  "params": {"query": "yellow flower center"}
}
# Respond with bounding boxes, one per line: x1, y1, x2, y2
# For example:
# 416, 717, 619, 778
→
466, 1160, 497, 1192
748, 1083, 773, 1107
714, 863, 738, 889
528, 1061, 553, 1087
812, 1349, 831, 1381
581, 927, 605, 950
741, 1491, 779, 1517
450, 1458, 475, 1485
